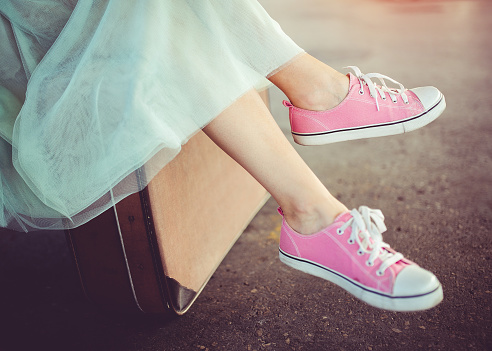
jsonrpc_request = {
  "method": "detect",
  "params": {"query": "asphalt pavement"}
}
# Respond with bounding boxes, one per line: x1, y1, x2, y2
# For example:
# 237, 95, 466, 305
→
0, 0, 491, 350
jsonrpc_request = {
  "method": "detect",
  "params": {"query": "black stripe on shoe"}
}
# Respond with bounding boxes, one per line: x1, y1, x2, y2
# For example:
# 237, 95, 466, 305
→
291, 93, 444, 137
279, 249, 441, 299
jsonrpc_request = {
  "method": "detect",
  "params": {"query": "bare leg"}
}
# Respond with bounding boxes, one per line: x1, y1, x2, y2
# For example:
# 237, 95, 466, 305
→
203, 89, 347, 235
269, 53, 349, 111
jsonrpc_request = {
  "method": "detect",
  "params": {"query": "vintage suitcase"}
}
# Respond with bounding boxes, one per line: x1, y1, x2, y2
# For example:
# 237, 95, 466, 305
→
65, 91, 270, 315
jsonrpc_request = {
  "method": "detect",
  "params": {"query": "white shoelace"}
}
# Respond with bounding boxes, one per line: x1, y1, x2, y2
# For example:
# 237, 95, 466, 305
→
337, 206, 403, 275
345, 66, 409, 111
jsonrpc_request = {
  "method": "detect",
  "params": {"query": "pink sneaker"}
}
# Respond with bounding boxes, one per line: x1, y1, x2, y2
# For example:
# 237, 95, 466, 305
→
278, 206, 443, 311
284, 66, 446, 145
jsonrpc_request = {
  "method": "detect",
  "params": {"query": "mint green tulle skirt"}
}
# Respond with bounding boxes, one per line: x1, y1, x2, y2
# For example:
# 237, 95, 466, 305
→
0, 0, 303, 231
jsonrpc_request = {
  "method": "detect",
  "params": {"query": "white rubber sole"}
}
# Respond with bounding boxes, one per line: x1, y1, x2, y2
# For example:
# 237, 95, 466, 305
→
292, 93, 446, 146
279, 249, 443, 312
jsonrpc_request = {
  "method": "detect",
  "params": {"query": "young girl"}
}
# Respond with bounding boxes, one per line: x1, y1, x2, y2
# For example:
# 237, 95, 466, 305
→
0, 0, 445, 311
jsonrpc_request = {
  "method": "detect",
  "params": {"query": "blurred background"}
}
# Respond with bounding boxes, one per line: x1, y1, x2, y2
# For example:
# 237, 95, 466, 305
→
1, 0, 491, 350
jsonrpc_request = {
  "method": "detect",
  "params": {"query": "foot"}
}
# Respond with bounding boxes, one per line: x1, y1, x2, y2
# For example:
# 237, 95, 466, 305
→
277, 206, 443, 311
284, 66, 446, 145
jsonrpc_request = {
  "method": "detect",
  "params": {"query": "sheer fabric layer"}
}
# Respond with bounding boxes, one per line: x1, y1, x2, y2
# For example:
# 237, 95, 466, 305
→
0, 0, 303, 231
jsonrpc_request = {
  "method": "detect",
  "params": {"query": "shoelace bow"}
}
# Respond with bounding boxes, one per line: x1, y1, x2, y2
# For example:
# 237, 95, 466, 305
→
345, 66, 409, 111
337, 206, 403, 275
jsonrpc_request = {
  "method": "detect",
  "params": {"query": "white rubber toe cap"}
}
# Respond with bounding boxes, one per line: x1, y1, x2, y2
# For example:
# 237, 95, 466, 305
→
393, 265, 441, 297
410, 86, 442, 110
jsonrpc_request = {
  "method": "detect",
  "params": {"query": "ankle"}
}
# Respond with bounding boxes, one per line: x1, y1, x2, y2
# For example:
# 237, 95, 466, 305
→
288, 73, 349, 111
281, 200, 348, 235
269, 54, 350, 112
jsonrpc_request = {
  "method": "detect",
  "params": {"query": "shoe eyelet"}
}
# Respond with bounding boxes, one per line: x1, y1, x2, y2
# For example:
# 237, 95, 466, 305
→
347, 238, 355, 245
382, 97, 387, 100
357, 249, 364, 256
365, 260, 374, 267
376, 270, 384, 276
404, 101, 409, 104
336, 228, 344, 235
392, 100, 398, 104
359, 90, 364, 95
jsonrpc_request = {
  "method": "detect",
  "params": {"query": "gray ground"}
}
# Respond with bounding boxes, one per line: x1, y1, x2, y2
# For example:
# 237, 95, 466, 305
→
0, 0, 491, 350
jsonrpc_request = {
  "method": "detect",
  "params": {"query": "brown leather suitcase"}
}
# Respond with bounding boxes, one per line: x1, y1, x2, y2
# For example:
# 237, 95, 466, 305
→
65, 91, 270, 315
